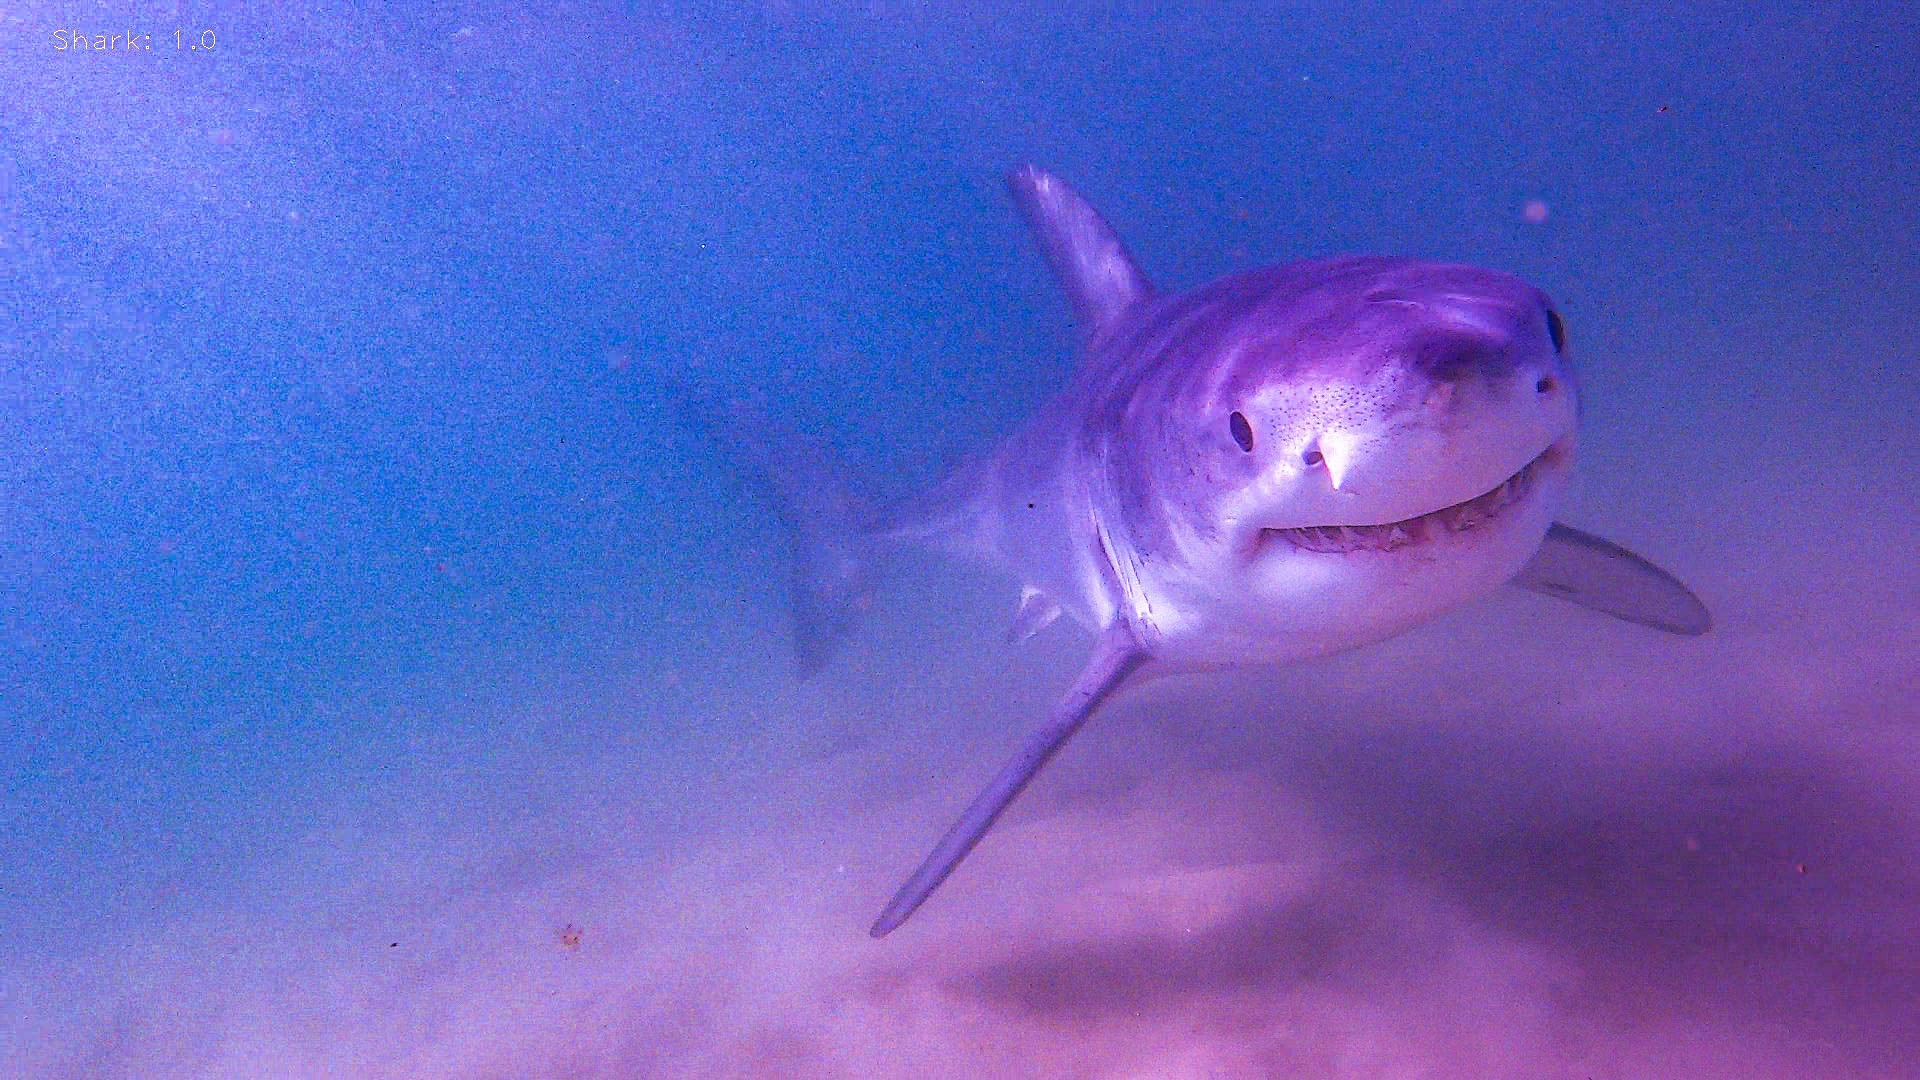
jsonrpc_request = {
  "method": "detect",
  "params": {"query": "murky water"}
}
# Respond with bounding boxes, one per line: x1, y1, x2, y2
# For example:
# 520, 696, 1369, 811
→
2, 4, 1914, 1077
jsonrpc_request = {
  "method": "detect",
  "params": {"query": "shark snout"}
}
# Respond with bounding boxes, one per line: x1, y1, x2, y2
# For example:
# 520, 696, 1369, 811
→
1395, 301, 1575, 428
1410, 330, 1512, 384
1258, 422, 1570, 532
1265, 356, 1574, 525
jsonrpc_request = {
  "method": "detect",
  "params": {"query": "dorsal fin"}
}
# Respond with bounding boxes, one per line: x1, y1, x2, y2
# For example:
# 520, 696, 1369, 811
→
1007, 166, 1153, 342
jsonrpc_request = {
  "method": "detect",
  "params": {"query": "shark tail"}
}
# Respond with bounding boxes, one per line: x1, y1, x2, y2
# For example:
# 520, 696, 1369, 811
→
770, 439, 879, 678
653, 382, 881, 677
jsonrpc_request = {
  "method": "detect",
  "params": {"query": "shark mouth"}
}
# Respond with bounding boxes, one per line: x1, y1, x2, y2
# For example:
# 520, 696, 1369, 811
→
1265, 443, 1559, 555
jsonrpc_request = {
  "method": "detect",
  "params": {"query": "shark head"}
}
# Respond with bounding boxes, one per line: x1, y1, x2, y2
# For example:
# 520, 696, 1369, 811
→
1210, 258, 1577, 537
1097, 257, 1579, 665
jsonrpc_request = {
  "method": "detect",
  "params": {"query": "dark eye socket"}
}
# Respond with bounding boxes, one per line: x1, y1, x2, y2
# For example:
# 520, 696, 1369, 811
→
1546, 309, 1567, 354
1229, 411, 1254, 452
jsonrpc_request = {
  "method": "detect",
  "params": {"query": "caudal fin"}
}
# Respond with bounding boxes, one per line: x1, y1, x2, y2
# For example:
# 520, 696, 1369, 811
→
652, 384, 879, 676
772, 439, 876, 676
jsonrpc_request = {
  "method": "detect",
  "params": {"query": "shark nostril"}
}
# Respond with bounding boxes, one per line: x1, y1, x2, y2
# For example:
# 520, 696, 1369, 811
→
1303, 449, 1325, 467
1536, 375, 1557, 394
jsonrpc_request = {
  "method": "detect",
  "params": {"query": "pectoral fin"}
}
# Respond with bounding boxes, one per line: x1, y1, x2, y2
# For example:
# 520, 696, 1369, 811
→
1007, 587, 1064, 643
1515, 522, 1712, 636
869, 624, 1148, 937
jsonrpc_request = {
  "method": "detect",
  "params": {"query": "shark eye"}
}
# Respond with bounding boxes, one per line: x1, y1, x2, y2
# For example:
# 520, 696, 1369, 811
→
1229, 411, 1254, 452
1546, 309, 1567, 354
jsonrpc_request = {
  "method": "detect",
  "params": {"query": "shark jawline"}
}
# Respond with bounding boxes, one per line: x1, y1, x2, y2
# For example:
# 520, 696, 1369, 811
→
1262, 441, 1564, 555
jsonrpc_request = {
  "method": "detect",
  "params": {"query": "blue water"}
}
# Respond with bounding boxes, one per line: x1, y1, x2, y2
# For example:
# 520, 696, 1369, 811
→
3, 4, 1915, 1077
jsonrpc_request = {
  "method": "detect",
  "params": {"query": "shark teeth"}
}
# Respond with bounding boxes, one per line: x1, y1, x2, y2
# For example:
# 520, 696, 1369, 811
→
1266, 449, 1546, 555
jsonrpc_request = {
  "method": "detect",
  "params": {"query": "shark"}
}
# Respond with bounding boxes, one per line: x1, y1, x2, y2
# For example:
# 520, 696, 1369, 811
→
680, 166, 1710, 939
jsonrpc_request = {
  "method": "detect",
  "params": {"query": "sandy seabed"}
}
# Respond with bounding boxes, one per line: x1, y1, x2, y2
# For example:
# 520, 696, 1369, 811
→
11, 527, 1914, 1080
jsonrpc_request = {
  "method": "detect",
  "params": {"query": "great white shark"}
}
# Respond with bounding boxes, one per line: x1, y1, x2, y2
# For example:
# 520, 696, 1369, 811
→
672, 167, 1710, 939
